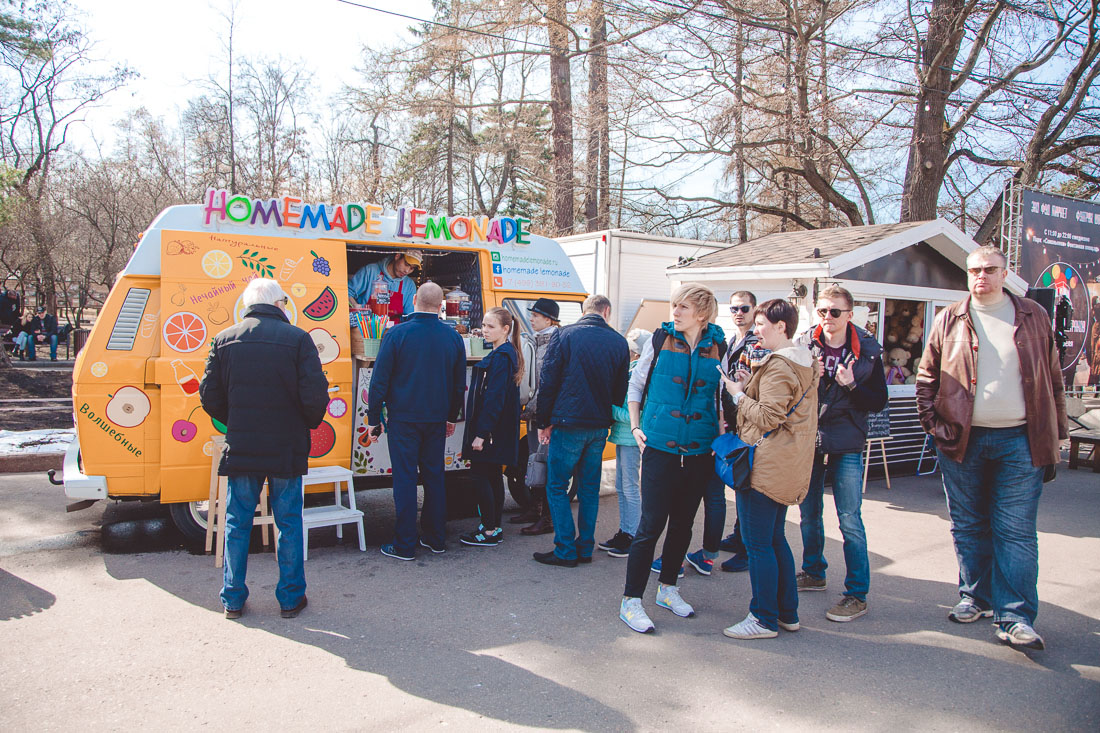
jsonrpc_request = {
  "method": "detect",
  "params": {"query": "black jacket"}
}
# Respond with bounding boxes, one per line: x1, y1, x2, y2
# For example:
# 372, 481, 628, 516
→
200, 304, 329, 477
802, 323, 888, 455
462, 340, 520, 465
535, 313, 630, 430
27, 314, 58, 335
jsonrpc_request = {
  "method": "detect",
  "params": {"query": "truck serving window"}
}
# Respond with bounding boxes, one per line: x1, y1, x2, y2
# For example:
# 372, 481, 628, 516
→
106, 288, 151, 351
503, 299, 582, 335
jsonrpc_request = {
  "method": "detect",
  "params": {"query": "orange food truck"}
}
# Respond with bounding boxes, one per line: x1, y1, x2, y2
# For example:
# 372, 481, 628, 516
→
60, 190, 590, 542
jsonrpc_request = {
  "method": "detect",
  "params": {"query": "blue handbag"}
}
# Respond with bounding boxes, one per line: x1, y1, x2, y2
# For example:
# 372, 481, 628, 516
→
712, 383, 814, 490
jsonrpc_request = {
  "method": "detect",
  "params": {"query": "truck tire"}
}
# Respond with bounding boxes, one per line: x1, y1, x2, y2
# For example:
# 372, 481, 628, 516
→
168, 501, 209, 546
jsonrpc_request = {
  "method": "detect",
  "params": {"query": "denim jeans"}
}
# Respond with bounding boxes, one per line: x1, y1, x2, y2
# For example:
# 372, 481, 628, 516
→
799, 452, 870, 601
614, 444, 641, 535
623, 450, 707, 596
938, 425, 1043, 626
545, 426, 609, 561
387, 420, 447, 556
702, 473, 727, 554
737, 488, 798, 631
221, 474, 305, 611
14, 331, 56, 360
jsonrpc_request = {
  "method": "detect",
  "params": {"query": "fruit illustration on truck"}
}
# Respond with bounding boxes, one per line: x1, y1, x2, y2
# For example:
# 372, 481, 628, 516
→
105, 387, 151, 428
304, 286, 337, 321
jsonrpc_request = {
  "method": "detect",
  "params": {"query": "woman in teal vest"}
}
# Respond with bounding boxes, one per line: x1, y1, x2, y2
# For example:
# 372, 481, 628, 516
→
618, 284, 726, 634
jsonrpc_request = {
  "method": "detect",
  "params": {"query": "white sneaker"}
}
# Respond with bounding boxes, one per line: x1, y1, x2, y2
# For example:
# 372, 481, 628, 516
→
778, 619, 800, 632
655, 583, 695, 618
620, 597, 655, 633
723, 613, 778, 639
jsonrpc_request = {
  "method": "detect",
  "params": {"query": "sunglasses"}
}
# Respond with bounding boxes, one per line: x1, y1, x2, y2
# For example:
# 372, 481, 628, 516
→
816, 308, 850, 318
967, 265, 1002, 276
729, 305, 752, 314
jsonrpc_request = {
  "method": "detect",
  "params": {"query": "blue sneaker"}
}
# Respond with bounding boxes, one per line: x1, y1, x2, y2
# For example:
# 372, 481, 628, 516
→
380, 543, 414, 561
685, 550, 714, 576
721, 553, 749, 572
718, 533, 743, 553
650, 557, 685, 579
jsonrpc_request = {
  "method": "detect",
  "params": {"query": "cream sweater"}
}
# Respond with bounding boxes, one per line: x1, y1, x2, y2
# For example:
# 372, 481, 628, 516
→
970, 295, 1026, 428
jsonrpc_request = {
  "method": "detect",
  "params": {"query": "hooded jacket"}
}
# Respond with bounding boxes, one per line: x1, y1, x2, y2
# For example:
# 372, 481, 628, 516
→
801, 322, 887, 454
735, 344, 819, 505
462, 340, 521, 465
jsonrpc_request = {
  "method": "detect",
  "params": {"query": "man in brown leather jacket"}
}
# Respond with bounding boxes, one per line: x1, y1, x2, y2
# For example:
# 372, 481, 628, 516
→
916, 245, 1067, 652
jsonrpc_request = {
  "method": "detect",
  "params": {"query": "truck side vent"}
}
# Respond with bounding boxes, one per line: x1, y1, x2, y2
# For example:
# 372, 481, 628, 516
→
106, 288, 151, 351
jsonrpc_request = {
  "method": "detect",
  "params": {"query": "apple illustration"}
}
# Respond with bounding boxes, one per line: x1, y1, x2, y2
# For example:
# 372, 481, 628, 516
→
105, 386, 151, 428
172, 406, 202, 443
309, 328, 339, 365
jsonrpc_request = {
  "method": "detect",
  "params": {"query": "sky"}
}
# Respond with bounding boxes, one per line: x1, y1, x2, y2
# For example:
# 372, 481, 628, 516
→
68, 0, 436, 149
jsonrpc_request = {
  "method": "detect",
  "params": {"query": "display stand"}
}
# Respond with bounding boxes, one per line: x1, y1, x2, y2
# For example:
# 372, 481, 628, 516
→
206, 435, 275, 568
862, 437, 891, 493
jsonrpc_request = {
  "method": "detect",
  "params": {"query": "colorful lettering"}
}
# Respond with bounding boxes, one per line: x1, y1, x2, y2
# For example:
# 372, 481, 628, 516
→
469, 216, 488, 241
204, 188, 227, 225
425, 216, 451, 240
395, 207, 411, 238
487, 218, 503, 244
226, 195, 252, 223
449, 217, 470, 240
516, 217, 531, 245
282, 197, 302, 228
408, 208, 427, 238
251, 198, 283, 226
300, 203, 330, 230
346, 204, 365, 232
329, 205, 348, 233
499, 217, 517, 243
364, 205, 383, 234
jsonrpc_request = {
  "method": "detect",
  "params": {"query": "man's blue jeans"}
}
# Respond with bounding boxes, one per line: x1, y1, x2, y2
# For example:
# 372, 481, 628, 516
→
614, 444, 641, 535
799, 452, 870, 601
737, 488, 798, 632
546, 426, 609, 561
221, 474, 306, 611
387, 420, 447, 556
938, 425, 1043, 626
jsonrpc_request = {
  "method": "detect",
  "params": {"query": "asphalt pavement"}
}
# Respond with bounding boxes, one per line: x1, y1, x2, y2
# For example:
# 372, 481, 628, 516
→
1, 465, 1098, 731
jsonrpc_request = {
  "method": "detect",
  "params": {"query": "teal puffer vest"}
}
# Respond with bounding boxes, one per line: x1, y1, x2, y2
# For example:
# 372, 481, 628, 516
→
640, 322, 725, 455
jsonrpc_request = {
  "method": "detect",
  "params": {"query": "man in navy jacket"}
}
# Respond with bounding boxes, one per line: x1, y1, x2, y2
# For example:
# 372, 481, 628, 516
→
368, 281, 466, 560
533, 294, 630, 567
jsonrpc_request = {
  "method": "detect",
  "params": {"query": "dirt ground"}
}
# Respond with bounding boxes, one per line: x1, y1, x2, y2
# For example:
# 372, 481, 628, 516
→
0, 366, 73, 430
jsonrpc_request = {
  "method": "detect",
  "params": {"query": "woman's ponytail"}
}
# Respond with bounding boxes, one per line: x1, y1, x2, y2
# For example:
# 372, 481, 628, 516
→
485, 306, 525, 385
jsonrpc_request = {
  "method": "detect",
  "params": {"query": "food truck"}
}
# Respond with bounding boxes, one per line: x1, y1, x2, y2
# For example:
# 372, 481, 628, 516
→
60, 190, 587, 541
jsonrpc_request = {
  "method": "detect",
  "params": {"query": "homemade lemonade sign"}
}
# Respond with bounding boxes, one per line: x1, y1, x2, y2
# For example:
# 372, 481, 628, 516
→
200, 188, 582, 293
158, 230, 352, 482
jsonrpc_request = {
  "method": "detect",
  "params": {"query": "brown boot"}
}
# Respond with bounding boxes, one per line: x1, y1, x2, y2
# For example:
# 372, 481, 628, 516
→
509, 500, 542, 525
521, 503, 554, 536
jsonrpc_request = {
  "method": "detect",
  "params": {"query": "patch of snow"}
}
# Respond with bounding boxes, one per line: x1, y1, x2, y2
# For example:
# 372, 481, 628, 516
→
0, 429, 75, 455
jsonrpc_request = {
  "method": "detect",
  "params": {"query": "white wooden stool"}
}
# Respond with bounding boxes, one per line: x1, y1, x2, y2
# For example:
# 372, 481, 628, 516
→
301, 465, 365, 560
205, 436, 275, 568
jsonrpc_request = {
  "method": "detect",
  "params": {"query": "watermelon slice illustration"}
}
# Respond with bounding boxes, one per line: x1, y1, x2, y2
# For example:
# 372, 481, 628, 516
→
304, 286, 338, 321
310, 420, 336, 457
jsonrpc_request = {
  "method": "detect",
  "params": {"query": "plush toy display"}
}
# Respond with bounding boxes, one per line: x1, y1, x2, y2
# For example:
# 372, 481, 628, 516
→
884, 347, 912, 385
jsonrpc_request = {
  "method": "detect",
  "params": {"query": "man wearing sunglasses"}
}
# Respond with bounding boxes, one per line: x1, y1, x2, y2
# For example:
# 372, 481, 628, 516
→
797, 285, 887, 623
916, 245, 1066, 651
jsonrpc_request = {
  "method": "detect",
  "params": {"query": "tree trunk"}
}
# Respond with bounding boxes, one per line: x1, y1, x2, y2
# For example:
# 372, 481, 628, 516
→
734, 21, 747, 243
584, 0, 608, 231
547, 0, 574, 236
900, 0, 966, 222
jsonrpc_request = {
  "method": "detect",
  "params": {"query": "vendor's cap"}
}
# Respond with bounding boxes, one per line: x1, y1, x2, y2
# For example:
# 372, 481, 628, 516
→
401, 250, 423, 267
36, 305, 46, 312
528, 297, 560, 320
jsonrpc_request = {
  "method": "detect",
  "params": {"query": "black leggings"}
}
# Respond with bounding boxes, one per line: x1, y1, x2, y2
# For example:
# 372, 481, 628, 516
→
471, 461, 506, 531
624, 450, 708, 597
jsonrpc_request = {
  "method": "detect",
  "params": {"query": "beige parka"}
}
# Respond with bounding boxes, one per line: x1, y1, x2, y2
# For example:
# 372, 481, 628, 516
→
734, 344, 820, 506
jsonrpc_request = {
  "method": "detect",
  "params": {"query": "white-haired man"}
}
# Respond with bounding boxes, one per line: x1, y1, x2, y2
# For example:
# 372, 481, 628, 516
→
200, 277, 329, 620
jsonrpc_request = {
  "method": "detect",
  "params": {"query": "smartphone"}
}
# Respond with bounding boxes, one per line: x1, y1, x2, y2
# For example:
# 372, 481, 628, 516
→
715, 363, 729, 379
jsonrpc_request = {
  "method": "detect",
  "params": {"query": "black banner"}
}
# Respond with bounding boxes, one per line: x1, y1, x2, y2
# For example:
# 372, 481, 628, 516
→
1020, 189, 1100, 377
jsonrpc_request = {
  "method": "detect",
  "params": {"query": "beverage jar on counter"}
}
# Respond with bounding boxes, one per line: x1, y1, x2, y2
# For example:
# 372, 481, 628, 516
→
445, 288, 467, 317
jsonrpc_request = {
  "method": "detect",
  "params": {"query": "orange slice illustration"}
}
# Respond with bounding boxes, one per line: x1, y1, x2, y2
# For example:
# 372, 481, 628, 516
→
163, 311, 208, 353
202, 249, 232, 279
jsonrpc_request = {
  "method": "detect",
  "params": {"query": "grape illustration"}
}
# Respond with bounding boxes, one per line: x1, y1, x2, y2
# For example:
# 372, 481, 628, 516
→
311, 250, 331, 276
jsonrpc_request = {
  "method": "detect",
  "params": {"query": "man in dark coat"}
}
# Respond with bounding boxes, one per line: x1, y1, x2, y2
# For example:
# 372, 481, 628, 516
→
200, 278, 329, 620
796, 285, 887, 624
367, 281, 466, 560
533, 294, 630, 567
18, 305, 58, 361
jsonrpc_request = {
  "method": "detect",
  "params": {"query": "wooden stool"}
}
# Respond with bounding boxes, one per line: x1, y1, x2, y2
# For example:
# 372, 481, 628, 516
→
301, 465, 364, 560
205, 436, 275, 567
862, 437, 892, 493
1068, 430, 1100, 473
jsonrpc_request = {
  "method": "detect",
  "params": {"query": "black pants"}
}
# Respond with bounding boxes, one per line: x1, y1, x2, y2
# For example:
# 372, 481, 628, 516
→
471, 460, 505, 531
624, 449, 708, 597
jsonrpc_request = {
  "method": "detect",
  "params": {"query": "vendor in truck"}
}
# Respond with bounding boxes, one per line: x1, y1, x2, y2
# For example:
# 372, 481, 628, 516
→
347, 249, 422, 319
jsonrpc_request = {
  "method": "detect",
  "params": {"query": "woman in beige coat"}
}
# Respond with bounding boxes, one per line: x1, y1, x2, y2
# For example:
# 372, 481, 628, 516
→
720, 299, 819, 639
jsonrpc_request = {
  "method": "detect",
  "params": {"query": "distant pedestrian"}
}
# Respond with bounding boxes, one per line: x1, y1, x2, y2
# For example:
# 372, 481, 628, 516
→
598, 329, 649, 558
368, 282, 466, 560
533, 294, 630, 567
619, 284, 726, 634
16, 305, 58, 361
459, 307, 523, 547
916, 245, 1067, 651
719, 299, 818, 640
200, 278, 329, 620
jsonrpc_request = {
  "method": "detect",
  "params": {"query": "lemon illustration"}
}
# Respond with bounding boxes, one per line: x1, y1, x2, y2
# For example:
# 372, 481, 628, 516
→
291, 282, 307, 298
202, 249, 233, 279
202, 440, 215, 457
90, 361, 108, 378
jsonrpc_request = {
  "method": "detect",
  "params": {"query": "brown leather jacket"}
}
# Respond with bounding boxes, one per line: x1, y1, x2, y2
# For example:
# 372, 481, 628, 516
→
915, 292, 1068, 466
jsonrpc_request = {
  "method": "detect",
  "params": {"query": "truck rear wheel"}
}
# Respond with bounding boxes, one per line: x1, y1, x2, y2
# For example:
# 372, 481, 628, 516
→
168, 501, 209, 546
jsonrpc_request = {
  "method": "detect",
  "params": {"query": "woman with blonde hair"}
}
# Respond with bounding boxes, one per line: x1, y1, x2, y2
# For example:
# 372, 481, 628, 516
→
459, 307, 524, 546
619, 284, 726, 633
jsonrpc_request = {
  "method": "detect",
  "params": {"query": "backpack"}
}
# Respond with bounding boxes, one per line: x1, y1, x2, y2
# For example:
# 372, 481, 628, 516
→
518, 332, 539, 407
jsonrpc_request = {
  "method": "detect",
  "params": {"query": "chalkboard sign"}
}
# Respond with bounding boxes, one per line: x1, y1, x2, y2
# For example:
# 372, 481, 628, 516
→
867, 406, 891, 439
